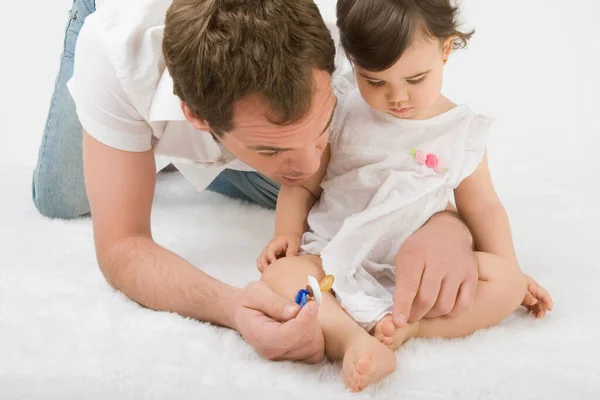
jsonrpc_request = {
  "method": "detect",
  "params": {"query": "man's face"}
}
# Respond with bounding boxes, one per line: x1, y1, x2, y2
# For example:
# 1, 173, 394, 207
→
216, 69, 336, 187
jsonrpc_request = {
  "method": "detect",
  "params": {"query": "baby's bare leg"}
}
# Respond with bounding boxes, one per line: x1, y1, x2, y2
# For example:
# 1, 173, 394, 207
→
375, 252, 526, 349
261, 256, 396, 392
418, 252, 525, 338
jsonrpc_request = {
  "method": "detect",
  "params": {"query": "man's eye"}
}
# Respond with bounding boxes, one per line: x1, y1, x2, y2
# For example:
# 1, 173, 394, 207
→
259, 151, 280, 158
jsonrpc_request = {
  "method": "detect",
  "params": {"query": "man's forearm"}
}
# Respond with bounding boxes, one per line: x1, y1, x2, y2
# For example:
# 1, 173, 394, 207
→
98, 236, 240, 328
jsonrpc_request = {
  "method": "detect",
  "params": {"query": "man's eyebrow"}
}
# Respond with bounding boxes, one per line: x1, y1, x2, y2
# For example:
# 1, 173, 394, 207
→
358, 70, 432, 81
248, 97, 338, 152
248, 145, 294, 151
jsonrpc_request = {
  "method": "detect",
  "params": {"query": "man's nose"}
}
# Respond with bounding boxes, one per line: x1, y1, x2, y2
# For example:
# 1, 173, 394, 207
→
289, 146, 322, 176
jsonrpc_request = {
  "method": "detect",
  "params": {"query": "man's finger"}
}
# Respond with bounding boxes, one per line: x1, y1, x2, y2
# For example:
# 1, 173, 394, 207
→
409, 268, 442, 322
263, 302, 321, 362
245, 282, 300, 322
277, 301, 319, 339
393, 255, 424, 326
274, 302, 322, 363
449, 277, 476, 317
426, 278, 459, 318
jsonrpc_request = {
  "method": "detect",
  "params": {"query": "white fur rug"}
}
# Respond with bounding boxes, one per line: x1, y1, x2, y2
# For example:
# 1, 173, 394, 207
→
1, 165, 599, 399
1, 0, 599, 398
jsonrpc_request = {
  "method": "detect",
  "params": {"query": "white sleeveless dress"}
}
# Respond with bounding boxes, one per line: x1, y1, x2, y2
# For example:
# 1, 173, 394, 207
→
301, 78, 494, 330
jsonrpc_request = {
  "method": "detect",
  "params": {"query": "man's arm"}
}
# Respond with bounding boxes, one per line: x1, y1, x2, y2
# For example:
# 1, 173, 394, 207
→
83, 131, 239, 327
84, 132, 325, 362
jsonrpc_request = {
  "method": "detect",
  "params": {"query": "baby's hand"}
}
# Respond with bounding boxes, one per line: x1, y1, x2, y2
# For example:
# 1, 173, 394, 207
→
257, 233, 302, 272
521, 275, 553, 318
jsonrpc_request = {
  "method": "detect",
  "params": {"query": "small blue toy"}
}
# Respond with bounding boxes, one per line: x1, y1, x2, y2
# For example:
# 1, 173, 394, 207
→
295, 275, 335, 308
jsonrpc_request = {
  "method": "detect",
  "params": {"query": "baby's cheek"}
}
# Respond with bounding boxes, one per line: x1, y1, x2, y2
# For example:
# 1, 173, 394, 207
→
357, 84, 380, 109
367, 90, 386, 110
416, 85, 439, 108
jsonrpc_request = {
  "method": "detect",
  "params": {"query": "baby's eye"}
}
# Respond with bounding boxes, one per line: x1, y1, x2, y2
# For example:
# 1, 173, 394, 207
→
367, 80, 385, 87
407, 76, 426, 85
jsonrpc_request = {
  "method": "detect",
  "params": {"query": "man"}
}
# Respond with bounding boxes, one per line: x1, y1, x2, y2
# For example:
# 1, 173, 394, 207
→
32, 0, 478, 363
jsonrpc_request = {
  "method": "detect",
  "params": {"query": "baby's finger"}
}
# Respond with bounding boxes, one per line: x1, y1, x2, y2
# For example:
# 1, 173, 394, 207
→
541, 295, 553, 311
532, 285, 553, 311
286, 241, 300, 257
522, 292, 537, 307
536, 307, 547, 319
258, 254, 270, 271
540, 290, 553, 311
266, 244, 282, 264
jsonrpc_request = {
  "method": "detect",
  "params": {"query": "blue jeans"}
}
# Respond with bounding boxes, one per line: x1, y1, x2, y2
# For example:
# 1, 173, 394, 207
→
32, 0, 279, 219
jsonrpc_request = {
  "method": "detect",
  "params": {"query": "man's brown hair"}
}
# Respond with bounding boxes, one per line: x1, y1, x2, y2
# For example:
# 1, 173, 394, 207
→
163, 0, 336, 136
337, 0, 474, 72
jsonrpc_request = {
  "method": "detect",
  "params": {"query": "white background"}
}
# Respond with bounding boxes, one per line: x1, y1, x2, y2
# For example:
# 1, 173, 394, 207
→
0, 0, 599, 398
1, 0, 599, 208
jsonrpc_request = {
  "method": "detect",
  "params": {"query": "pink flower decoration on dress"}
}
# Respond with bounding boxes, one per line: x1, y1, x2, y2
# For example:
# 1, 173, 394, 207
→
425, 154, 439, 169
433, 161, 445, 174
411, 148, 447, 175
415, 150, 427, 165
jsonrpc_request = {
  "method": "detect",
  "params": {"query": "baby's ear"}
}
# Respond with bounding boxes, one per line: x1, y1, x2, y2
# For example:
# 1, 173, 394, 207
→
442, 36, 456, 59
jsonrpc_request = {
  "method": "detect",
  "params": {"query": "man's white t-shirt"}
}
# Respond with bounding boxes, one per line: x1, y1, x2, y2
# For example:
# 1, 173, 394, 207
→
68, 0, 353, 190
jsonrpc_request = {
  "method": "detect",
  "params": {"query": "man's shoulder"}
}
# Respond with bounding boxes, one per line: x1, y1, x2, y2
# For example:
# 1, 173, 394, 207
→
86, 0, 170, 69
81, 0, 172, 119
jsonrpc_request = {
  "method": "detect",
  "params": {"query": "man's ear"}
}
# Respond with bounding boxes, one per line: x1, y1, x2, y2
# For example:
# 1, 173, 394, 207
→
181, 102, 210, 131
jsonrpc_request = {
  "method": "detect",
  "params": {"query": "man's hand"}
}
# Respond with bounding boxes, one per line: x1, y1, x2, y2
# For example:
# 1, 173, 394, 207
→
232, 281, 324, 363
393, 211, 478, 326
257, 233, 301, 272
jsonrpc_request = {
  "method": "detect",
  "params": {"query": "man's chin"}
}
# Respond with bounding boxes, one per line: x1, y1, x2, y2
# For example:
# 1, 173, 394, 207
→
277, 176, 308, 187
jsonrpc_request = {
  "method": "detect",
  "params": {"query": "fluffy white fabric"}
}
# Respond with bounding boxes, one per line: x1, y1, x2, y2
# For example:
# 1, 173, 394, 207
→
1, 166, 599, 398
1, 0, 599, 398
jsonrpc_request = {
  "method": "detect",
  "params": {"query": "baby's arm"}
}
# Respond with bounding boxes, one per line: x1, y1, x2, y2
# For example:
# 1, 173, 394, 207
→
454, 152, 517, 261
454, 152, 552, 317
257, 146, 331, 271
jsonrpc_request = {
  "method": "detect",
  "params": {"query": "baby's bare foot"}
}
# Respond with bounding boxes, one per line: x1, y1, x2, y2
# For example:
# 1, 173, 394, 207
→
372, 315, 417, 351
342, 335, 396, 392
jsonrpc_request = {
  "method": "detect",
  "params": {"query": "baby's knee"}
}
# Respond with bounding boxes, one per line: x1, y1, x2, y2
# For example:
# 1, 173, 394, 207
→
499, 269, 526, 315
476, 253, 526, 312
261, 255, 324, 287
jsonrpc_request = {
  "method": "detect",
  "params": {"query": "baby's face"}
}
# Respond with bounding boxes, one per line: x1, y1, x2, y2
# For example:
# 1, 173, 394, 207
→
354, 34, 452, 120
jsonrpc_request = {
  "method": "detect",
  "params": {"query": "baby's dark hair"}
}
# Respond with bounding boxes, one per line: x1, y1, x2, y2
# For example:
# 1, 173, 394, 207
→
336, 0, 474, 71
